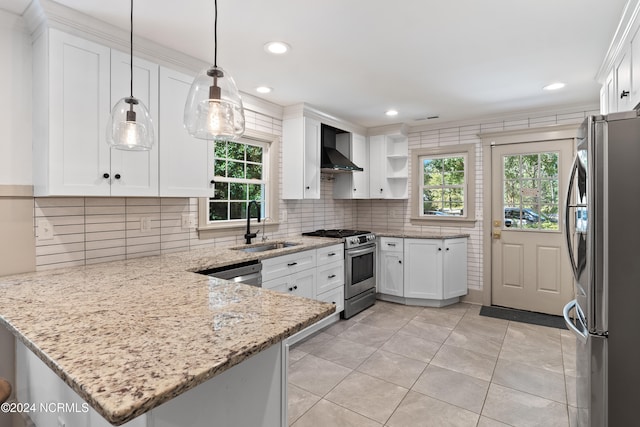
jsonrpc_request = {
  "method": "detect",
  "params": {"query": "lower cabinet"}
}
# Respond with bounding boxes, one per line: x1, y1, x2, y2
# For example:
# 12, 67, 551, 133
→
378, 236, 468, 306
262, 269, 315, 299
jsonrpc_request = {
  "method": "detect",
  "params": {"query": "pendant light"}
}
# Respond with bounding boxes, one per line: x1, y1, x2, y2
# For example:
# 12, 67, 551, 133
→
184, 0, 245, 140
106, 0, 154, 151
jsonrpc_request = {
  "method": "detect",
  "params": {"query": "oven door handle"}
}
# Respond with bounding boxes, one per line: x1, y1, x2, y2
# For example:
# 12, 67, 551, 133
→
346, 245, 376, 257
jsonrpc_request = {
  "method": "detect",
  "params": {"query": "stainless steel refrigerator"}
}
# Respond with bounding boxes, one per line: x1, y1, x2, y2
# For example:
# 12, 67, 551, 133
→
563, 110, 640, 426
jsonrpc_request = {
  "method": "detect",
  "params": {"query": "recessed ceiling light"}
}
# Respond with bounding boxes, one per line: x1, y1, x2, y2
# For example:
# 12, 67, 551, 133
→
385, 110, 398, 117
543, 82, 565, 91
264, 41, 290, 55
256, 86, 272, 94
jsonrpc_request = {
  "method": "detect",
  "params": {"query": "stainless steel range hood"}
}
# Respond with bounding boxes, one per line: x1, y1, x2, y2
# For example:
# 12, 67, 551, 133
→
321, 124, 363, 173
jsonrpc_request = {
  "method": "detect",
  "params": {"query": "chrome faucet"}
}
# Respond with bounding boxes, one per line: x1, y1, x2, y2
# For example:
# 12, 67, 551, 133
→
244, 201, 261, 244
261, 217, 270, 242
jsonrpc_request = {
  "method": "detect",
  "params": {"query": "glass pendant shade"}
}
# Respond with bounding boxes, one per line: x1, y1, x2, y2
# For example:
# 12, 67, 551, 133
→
107, 96, 154, 150
184, 66, 245, 140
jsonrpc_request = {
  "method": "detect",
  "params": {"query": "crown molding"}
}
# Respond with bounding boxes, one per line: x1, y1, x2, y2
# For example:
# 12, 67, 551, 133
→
282, 103, 367, 134
596, 0, 640, 83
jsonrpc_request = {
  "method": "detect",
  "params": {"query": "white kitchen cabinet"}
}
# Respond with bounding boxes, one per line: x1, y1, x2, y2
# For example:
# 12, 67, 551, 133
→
377, 237, 468, 306
378, 237, 404, 296
282, 115, 321, 199
109, 49, 159, 196
404, 238, 468, 301
333, 133, 370, 199
263, 268, 315, 300
33, 29, 161, 197
158, 67, 214, 197
33, 29, 111, 196
616, 50, 633, 112
262, 249, 317, 282
369, 133, 408, 199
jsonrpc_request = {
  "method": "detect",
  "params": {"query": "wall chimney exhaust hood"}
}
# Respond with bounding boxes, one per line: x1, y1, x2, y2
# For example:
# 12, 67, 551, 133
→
321, 124, 363, 173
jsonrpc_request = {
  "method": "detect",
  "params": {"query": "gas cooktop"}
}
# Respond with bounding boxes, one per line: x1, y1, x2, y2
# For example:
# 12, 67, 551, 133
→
302, 229, 372, 238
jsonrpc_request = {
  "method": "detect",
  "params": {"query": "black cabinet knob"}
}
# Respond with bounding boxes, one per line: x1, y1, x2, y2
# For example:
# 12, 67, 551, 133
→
306, 186, 310, 190
103, 173, 110, 179
398, 260, 402, 264
438, 247, 442, 251
288, 287, 293, 291
446, 248, 450, 251
294, 285, 298, 290
114, 174, 121, 180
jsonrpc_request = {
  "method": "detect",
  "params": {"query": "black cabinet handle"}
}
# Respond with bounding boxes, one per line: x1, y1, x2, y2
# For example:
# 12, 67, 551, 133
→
380, 188, 383, 192
293, 285, 298, 290
387, 243, 396, 247
621, 90, 630, 99
287, 262, 298, 267
328, 252, 336, 256
331, 301, 336, 305
114, 174, 121, 180
328, 274, 336, 279
103, 173, 110, 179
288, 287, 293, 291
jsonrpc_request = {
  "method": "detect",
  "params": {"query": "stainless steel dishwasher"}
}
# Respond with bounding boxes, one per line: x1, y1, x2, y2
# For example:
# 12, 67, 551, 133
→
198, 260, 262, 287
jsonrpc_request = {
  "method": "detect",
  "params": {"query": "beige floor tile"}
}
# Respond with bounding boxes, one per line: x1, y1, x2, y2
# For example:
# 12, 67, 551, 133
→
414, 307, 464, 328
288, 354, 352, 396
565, 375, 577, 407
288, 348, 307, 363
492, 359, 567, 403
291, 399, 382, 427
337, 322, 397, 348
482, 383, 569, 427
321, 317, 357, 336
454, 316, 509, 341
293, 331, 334, 353
399, 318, 453, 344
380, 331, 442, 363
445, 328, 503, 358
504, 322, 562, 349
439, 302, 475, 316
376, 300, 424, 318
412, 365, 490, 414
430, 344, 497, 382
325, 371, 408, 424
561, 332, 577, 377
288, 384, 320, 425
386, 390, 479, 427
357, 349, 427, 388
359, 310, 413, 331
303, 336, 377, 369
477, 416, 512, 427
498, 339, 564, 374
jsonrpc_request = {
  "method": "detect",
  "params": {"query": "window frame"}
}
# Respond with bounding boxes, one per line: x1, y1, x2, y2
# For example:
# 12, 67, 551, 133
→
198, 129, 280, 238
410, 143, 476, 227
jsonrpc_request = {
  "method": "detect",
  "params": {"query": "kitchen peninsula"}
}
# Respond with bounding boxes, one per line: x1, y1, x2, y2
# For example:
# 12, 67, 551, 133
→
0, 238, 338, 426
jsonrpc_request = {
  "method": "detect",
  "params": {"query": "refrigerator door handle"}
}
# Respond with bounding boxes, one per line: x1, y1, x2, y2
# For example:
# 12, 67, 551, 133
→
564, 155, 580, 280
563, 299, 589, 343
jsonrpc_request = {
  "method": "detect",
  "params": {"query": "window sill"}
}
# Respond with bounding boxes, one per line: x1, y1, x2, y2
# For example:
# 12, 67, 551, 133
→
197, 220, 280, 240
410, 217, 477, 228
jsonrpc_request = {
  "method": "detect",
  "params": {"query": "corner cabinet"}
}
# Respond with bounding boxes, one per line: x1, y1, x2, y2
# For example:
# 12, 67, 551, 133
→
282, 115, 321, 199
33, 29, 160, 197
158, 67, 214, 197
369, 133, 408, 199
377, 236, 468, 307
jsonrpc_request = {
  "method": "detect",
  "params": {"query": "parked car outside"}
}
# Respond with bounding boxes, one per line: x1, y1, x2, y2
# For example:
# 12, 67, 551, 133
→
504, 207, 557, 227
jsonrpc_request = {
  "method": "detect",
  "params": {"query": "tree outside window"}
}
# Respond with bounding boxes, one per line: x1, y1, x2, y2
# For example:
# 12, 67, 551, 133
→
421, 155, 466, 216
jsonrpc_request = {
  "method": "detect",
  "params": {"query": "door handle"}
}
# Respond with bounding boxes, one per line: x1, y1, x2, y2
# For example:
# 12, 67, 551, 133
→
563, 300, 588, 343
564, 155, 580, 280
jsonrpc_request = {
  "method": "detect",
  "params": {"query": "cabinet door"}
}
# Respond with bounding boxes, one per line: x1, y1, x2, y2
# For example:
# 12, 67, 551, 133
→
616, 50, 632, 112
443, 238, 468, 299
49, 29, 111, 196
369, 135, 386, 198
110, 50, 159, 196
606, 70, 616, 114
158, 67, 213, 197
380, 251, 403, 296
292, 268, 316, 299
351, 133, 370, 198
630, 26, 640, 108
404, 239, 442, 299
303, 117, 321, 199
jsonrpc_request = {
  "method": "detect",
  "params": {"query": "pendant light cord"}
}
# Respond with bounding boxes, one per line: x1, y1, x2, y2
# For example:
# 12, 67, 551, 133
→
214, 0, 218, 68
130, 0, 134, 98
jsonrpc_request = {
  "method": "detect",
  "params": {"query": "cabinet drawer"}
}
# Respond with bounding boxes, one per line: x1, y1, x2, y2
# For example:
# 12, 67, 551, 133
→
262, 269, 315, 300
316, 286, 344, 313
262, 250, 316, 282
316, 243, 344, 266
379, 237, 403, 252
316, 260, 344, 294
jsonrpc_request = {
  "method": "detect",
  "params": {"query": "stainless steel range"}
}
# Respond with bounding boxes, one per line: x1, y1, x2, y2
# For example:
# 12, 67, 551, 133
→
302, 229, 376, 318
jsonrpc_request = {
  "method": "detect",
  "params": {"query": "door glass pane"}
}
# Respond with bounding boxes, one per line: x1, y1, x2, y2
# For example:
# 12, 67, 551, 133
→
502, 152, 559, 231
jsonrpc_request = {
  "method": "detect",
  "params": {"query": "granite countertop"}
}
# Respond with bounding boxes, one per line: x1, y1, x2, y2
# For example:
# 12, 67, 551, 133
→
0, 236, 340, 425
374, 231, 471, 239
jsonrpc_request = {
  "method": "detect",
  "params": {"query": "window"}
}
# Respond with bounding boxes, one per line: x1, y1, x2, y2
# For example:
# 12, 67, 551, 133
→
411, 144, 476, 226
198, 129, 279, 235
502, 152, 559, 231
209, 139, 267, 222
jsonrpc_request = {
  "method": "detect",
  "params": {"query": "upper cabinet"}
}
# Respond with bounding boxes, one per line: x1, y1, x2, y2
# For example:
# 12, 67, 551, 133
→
33, 29, 160, 197
599, 4, 640, 114
158, 67, 214, 198
369, 131, 408, 199
282, 115, 321, 199
333, 132, 369, 199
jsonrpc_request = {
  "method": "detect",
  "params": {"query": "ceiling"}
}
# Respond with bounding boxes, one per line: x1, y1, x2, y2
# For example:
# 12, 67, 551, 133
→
7, 0, 630, 128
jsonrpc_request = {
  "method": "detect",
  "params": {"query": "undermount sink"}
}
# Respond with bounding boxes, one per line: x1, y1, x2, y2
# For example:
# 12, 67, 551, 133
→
233, 242, 300, 253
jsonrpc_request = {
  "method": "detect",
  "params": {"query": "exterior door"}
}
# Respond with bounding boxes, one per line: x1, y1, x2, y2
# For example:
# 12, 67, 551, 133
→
491, 139, 574, 315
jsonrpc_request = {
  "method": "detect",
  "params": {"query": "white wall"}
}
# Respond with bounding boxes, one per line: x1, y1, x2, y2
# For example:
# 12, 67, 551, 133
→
0, 9, 31, 185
